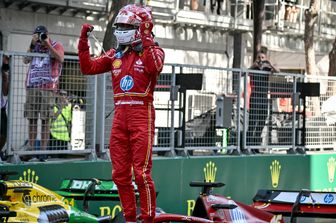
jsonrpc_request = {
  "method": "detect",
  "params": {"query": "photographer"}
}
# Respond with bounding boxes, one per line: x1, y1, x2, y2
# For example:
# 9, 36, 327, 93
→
49, 90, 72, 151
23, 25, 64, 161
1, 55, 9, 156
250, 52, 279, 72
246, 52, 279, 154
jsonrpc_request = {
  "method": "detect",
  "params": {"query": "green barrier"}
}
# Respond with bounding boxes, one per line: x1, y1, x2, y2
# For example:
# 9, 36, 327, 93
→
311, 155, 336, 192
0, 154, 335, 217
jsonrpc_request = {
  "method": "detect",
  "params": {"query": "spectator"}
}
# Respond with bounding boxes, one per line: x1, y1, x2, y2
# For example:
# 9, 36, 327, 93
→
246, 52, 279, 154
49, 90, 72, 151
0, 55, 9, 158
78, 4, 164, 223
210, 0, 224, 15
191, 0, 199, 10
23, 25, 64, 161
277, 97, 293, 113
285, 5, 299, 22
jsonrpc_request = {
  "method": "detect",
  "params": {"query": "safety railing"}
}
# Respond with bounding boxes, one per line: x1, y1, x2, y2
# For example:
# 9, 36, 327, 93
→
1, 52, 98, 163
1, 51, 336, 163
145, 65, 336, 156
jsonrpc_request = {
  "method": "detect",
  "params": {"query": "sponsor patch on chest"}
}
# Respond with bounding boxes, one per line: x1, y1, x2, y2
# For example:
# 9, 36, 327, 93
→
113, 59, 122, 69
113, 69, 122, 76
135, 58, 144, 68
134, 67, 144, 73
120, 75, 134, 91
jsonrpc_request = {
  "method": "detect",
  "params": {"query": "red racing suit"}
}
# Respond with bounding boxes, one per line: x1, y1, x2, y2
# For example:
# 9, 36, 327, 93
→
78, 34, 164, 222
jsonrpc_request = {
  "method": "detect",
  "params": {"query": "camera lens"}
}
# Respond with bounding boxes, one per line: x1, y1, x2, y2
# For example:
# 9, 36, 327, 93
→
40, 33, 47, 40
1, 64, 9, 72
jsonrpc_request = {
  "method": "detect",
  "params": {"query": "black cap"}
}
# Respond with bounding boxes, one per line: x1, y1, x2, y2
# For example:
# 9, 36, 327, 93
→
34, 25, 48, 34
59, 90, 67, 96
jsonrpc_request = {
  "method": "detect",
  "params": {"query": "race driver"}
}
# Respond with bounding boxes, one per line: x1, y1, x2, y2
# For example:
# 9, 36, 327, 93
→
77, 4, 165, 223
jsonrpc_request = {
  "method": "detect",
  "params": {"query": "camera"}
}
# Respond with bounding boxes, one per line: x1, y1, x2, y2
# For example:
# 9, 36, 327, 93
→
38, 32, 47, 41
258, 60, 270, 66
258, 60, 265, 65
1, 64, 9, 73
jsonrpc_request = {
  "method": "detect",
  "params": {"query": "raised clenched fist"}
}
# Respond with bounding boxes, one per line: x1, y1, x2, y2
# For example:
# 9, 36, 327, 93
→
80, 23, 94, 39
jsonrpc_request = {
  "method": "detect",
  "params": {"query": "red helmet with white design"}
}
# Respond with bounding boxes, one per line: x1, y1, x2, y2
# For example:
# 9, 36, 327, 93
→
114, 4, 152, 46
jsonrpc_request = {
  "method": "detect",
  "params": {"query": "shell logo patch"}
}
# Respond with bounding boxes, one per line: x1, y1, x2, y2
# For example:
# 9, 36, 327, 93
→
113, 59, 122, 69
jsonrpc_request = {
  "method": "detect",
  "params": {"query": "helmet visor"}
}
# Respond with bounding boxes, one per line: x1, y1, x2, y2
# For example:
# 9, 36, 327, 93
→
114, 29, 139, 45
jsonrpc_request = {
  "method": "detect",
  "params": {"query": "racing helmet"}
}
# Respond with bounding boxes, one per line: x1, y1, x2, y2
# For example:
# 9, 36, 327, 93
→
113, 4, 152, 45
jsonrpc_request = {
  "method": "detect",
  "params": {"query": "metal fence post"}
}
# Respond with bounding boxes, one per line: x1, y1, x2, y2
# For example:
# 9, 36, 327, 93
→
0, 51, 3, 162
101, 74, 109, 159
6, 53, 20, 163
292, 77, 298, 151
97, 74, 109, 160
89, 76, 98, 160
169, 65, 177, 156
242, 70, 249, 153
235, 69, 242, 154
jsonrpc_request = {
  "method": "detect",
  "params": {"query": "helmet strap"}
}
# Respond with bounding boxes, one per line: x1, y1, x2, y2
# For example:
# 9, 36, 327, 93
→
131, 40, 143, 53
116, 44, 127, 52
